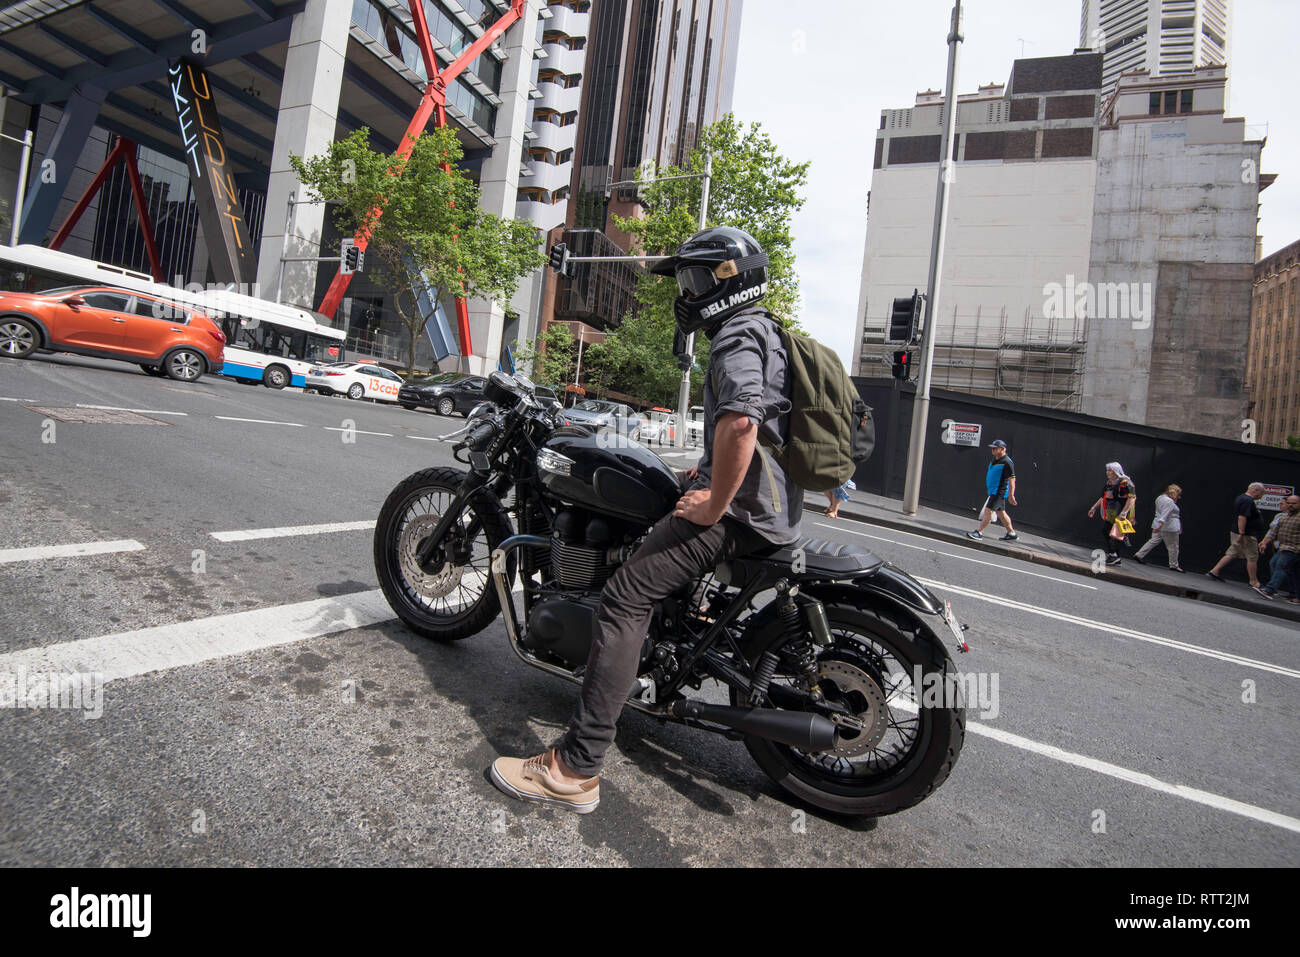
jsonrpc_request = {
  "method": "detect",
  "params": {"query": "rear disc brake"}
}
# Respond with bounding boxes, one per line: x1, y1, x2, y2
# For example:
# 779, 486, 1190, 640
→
814, 659, 889, 757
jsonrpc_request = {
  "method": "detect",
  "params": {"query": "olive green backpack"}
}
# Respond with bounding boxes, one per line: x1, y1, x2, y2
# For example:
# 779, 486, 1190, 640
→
761, 318, 875, 493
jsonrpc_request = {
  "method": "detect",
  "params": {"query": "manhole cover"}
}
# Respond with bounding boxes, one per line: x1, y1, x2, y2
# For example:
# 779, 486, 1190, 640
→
23, 406, 170, 425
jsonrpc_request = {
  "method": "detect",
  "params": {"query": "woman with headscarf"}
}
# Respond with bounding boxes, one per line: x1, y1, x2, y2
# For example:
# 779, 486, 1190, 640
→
1087, 462, 1136, 566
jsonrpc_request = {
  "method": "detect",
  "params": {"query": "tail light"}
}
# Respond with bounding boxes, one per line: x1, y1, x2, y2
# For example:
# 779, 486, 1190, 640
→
324, 371, 346, 376
208, 329, 226, 344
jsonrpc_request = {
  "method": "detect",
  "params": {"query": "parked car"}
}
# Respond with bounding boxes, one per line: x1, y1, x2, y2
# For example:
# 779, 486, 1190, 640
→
563, 399, 648, 439
685, 405, 704, 445
398, 373, 489, 416
0, 284, 225, 381
305, 361, 405, 401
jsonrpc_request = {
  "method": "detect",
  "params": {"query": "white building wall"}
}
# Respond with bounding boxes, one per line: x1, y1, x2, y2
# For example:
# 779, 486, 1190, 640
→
854, 159, 1097, 375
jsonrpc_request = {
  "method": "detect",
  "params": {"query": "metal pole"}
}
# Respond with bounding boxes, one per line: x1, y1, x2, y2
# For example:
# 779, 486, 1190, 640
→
574, 326, 585, 386
8, 129, 33, 246
902, 0, 963, 516
276, 191, 295, 303
676, 150, 711, 447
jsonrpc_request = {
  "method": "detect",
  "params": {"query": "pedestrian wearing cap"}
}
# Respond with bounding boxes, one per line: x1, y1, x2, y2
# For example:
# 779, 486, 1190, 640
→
967, 440, 1018, 541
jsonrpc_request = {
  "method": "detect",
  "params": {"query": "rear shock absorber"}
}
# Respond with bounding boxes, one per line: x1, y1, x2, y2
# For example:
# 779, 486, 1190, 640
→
749, 651, 779, 705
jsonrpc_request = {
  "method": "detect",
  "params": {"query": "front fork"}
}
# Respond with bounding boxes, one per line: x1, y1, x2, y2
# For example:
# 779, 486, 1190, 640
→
413, 470, 510, 571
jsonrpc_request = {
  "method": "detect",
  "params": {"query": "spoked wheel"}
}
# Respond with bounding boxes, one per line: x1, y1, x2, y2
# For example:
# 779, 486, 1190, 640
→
733, 603, 965, 817
373, 467, 515, 641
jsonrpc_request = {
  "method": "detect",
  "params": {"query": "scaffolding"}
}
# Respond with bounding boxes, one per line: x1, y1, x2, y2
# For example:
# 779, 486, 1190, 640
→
859, 304, 1087, 411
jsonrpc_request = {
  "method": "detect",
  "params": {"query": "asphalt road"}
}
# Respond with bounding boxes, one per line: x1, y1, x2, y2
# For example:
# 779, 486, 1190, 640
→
1, 352, 1297, 867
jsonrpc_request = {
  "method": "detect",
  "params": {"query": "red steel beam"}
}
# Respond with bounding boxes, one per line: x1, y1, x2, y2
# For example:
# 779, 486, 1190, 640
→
49, 136, 131, 251
121, 142, 165, 282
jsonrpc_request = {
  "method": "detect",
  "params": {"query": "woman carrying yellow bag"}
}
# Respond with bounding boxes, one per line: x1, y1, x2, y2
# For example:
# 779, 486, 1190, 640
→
1088, 461, 1136, 567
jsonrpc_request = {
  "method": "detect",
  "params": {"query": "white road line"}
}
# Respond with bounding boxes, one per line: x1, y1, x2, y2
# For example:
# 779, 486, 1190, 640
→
815, 521, 1097, 590
917, 576, 1300, 679
0, 540, 146, 564
886, 695, 1300, 834
210, 520, 377, 543
323, 426, 393, 437
0, 582, 524, 685
75, 403, 187, 417
0, 590, 396, 683
0, 396, 36, 402
966, 716, 1300, 834
214, 416, 304, 427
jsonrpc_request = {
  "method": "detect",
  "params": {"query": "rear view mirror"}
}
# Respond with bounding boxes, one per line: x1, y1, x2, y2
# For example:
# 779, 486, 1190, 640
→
62, 296, 85, 307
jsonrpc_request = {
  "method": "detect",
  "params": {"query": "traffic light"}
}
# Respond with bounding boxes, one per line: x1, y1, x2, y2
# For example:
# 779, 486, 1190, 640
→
340, 239, 363, 275
892, 349, 914, 380
889, 289, 923, 343
548, 242, 572, 277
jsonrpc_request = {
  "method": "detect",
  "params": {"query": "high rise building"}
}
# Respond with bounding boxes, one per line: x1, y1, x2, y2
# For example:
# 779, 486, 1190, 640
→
1247, 240, 1300, 448
1080, 0, 1230, 95
529, 0, 743, 346
853, 52, 1269, 440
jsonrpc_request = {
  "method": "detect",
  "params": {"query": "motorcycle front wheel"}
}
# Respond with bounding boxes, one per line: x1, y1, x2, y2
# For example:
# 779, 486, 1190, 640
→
733, 602, 965, 817
373, 467, 515, 641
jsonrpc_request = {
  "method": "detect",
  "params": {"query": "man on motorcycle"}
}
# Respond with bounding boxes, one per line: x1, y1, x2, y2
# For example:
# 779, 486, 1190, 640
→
490, 226, 804, 813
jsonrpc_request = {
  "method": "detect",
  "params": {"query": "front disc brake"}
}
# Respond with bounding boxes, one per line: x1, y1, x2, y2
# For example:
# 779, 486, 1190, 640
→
398, 513, 465, 600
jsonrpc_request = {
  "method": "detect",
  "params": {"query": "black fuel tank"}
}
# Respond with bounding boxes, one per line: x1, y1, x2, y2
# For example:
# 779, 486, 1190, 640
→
537, 427, 683, 524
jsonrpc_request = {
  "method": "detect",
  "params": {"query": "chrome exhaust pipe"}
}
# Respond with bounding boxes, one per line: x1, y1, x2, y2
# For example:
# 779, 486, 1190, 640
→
669, 700, 839, 752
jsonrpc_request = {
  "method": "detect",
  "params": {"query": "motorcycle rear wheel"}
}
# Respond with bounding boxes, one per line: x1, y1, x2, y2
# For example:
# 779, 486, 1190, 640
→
373, 467, 514, 642
733, 602, 965, 817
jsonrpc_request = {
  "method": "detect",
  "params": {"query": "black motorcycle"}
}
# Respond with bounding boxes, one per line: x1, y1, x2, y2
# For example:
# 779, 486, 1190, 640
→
374, 371, 969, 817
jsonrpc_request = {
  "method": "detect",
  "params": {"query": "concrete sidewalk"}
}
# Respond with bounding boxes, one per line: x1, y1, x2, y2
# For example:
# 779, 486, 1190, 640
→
827, 489, 1300, 625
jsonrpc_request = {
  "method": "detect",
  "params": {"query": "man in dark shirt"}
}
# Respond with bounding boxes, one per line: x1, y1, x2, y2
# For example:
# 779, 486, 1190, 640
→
489, 227, 800, 814
967, 439, 1018, 541
1207, 482, 1268, 587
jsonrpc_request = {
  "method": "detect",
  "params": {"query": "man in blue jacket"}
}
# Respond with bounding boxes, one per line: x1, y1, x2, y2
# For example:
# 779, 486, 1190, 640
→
967, 439, 1018, 541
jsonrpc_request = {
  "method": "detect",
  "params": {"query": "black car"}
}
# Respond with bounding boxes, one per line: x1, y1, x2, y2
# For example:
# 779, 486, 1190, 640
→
398, 373, 489, 416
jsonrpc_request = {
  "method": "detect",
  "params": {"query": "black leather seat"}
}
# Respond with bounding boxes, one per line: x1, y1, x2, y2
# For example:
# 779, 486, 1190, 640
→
736, 537, 883, 581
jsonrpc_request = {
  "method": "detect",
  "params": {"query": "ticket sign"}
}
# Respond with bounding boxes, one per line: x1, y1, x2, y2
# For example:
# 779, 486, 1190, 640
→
1259, 484, 1295, 511
941, 422, 983, 447
168, 58, 256, 285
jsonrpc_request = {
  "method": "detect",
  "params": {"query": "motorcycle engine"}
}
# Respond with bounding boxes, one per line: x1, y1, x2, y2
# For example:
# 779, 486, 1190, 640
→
549, 508, 626, 589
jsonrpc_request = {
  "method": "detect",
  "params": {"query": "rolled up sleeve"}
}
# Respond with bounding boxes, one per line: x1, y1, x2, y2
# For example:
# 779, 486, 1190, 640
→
710, 327, 766, 425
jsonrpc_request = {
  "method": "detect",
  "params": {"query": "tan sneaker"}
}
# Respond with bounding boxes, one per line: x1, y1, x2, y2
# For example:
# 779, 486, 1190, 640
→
489, 749, 600, 814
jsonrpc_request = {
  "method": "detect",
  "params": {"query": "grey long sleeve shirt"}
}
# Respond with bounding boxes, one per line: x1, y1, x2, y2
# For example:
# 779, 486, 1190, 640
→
691, 309, 803, 546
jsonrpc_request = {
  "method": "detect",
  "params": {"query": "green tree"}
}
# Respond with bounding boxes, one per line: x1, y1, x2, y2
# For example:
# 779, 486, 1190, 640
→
514, 322, 577, 388
600, 114, 809, 404
1287, 435, 1300, 452
291, 127, 543, 374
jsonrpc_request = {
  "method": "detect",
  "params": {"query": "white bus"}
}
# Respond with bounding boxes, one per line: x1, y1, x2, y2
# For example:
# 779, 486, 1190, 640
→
0, 244, 346, 389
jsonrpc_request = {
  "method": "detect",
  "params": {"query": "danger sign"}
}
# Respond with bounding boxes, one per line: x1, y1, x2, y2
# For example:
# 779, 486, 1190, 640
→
1258, 484, 1295, 511
941, 421, 983, 447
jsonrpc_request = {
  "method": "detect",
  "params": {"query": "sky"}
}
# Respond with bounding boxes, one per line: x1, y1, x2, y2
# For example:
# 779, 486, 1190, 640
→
729, 0, 1300, 366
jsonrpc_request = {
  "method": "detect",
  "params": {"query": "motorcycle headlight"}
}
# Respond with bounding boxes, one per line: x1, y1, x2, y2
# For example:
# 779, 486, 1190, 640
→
536, 448, 574, 477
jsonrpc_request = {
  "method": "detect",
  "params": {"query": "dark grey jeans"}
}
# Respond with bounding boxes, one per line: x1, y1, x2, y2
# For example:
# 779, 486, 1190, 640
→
556, 514, 770, 777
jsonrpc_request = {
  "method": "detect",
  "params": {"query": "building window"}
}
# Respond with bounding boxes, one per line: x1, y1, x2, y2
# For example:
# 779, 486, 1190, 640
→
1149, 92, 1161, 115
1180, 89, 1193, 113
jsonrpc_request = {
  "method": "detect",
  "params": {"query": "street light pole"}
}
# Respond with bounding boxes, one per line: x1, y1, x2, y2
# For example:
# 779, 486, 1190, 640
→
675, 150, 712, 447
2, 128, 34, 246
902, 0, 963, 516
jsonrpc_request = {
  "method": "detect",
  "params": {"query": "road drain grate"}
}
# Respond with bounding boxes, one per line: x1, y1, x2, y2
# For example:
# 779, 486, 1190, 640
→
23, 406, 170, 425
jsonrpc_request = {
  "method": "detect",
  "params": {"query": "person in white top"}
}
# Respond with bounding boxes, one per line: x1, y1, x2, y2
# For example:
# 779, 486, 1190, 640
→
1134, 484, 1184, 571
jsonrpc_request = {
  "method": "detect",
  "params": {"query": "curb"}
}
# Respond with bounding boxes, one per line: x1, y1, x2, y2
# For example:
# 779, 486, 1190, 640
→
836, 507, 1300, 625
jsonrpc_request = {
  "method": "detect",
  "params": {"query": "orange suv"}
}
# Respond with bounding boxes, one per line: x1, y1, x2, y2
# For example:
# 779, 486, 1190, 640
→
0, 285, 225, 382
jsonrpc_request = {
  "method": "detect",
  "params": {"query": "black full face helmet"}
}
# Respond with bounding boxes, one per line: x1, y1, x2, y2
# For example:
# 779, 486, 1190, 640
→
650, 226, 770, 335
